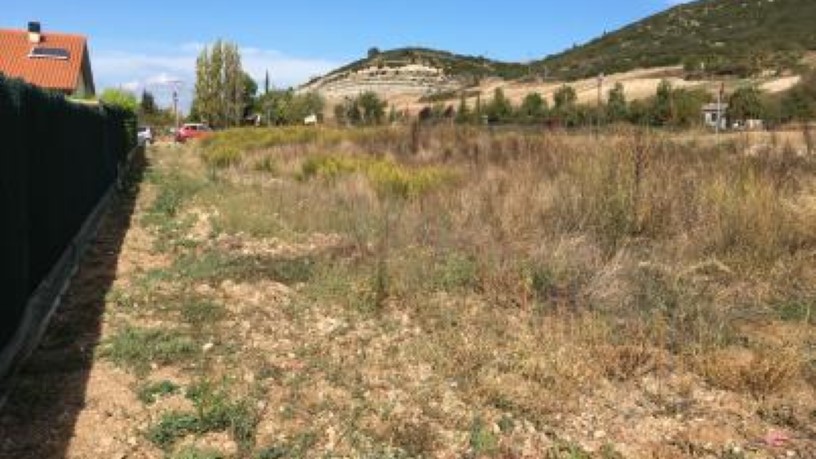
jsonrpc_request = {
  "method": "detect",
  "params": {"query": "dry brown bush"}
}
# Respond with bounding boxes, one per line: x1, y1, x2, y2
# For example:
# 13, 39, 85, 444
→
696, 347, 802, 399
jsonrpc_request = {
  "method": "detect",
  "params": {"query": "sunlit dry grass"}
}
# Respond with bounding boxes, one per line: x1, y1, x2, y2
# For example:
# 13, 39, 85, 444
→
112, 125, 816, 457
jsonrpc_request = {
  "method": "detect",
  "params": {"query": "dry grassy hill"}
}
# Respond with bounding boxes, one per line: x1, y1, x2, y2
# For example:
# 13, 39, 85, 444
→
305, 64, 803, 117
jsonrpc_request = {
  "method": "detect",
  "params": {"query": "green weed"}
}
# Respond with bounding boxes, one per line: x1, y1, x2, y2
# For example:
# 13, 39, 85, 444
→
137, 380, 181, 405
170, 251, 315, 286
186, 380, 259, 452
146, 412, 201, 449
468, 418, 499, 456
298, 154, 455, 199
145, 170, 206, 221
170, 447, 225, 459
146, 380, 259, 452
777, 298, 814, 324
102, 327, 197, 374
181, 299, 227, 327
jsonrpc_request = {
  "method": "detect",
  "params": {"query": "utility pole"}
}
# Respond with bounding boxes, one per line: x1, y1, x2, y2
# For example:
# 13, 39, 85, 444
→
597, 73, 605, 106
163, 79, 183, 130
147, 78, 183, 133
716, 82, 724, 142
596, 73, 605, 135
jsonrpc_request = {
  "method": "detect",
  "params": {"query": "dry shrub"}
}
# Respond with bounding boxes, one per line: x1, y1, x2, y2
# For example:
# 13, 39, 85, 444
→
696, 347, 802, 399
388, 420, 440, 457
599, 345, 659, 381
193, 126, 815, 395
698, 165, 805, 265
201, 145, 242, 169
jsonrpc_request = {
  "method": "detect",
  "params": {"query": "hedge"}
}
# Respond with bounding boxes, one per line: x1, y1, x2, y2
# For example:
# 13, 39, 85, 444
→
0, 76, 136, 349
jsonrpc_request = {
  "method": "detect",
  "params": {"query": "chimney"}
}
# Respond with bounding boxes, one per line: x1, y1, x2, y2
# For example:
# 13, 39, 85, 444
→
28, 22, 41, 44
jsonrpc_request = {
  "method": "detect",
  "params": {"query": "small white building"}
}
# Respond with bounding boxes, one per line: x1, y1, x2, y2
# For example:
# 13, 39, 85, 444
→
702, 103, 728, 130
304, 113, 318, 126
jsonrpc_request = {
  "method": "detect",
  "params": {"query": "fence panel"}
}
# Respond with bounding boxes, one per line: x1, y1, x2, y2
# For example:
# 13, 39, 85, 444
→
0, 79, 30, 347
0, 76, 135, 352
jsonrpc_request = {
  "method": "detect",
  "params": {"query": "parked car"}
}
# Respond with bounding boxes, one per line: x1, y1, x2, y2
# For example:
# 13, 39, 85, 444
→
175, 123, 213, 143
137, 126, 154, 145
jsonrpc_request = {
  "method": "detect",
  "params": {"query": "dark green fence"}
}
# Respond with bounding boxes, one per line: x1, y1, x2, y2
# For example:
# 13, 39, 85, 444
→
0, 76, 136, 350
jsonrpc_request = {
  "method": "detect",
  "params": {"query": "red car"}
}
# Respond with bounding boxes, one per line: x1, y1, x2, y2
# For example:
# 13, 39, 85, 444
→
175, 123, 213, 143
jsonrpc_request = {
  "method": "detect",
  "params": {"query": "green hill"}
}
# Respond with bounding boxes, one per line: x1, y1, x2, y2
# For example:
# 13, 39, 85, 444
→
537, 0, 816, 80
309, 0, 816, 88
308, 47, 531, 86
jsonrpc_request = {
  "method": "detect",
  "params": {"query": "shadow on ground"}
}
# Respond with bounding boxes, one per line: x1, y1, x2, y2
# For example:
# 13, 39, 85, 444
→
0, 149, 147, 458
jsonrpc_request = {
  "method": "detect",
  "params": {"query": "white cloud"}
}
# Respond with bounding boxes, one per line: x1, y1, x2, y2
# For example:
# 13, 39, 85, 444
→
242, 47, 336, 89
91, 43, 339, 112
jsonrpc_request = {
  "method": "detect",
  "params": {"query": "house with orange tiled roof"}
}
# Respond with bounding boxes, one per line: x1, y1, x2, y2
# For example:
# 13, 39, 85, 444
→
0, 22, 95, 97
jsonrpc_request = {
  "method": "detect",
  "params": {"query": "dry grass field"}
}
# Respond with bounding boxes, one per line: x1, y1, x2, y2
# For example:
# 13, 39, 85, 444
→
320, 66, 802, 116
2, 125, 816, 458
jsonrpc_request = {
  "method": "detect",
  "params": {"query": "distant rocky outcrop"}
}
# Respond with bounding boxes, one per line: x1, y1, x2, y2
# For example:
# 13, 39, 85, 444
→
298, 62, 463, 99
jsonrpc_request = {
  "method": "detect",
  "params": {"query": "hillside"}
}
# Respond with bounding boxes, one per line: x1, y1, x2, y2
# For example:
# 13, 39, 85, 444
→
298, 48, 529, 99
301, 0, 816, 100
538, 0, 816, 80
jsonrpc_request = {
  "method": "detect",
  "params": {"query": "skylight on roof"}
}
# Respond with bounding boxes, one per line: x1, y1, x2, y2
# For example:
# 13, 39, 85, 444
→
28, 47, 70, 60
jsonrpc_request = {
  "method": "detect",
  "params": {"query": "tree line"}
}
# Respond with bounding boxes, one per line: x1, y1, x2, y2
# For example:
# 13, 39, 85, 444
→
101, 39, 816, 131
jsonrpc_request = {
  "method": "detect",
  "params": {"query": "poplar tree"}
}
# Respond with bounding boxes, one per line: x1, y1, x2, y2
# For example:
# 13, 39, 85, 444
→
192, 40, 248, 128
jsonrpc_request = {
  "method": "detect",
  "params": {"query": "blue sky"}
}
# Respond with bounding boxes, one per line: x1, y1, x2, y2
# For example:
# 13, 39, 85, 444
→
4, 0, 688, 108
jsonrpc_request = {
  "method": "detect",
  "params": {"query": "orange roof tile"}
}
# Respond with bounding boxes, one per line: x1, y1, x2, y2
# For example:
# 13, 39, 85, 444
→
0, 29, 90, 93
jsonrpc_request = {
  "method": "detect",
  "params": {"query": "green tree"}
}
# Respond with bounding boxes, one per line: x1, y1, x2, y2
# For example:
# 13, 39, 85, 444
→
553, 85, 577, 110
456, 95, 472, 124
334, 103, 348, 126
553, 85, 578, 125
485, 88, 513, 123
289, 91, 325, 123
781, 72, 816, 122
474, 94, 483, 123
192, 40, 248, 128
518, 92, 547, 122
627, 99, 653, 126
335, 96, 363, 126
222, 42, 245, 125
671, 88, 708, 128
100, 88, 138, 112
139, 90, 158, 115
782, 88, 816, 122
653, 79, 674, 126
358, 91, 387, 125
258, 89, 324, 125
242, 72, 259, 116
728, 85, 765, 121
606, 83, 628, 122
